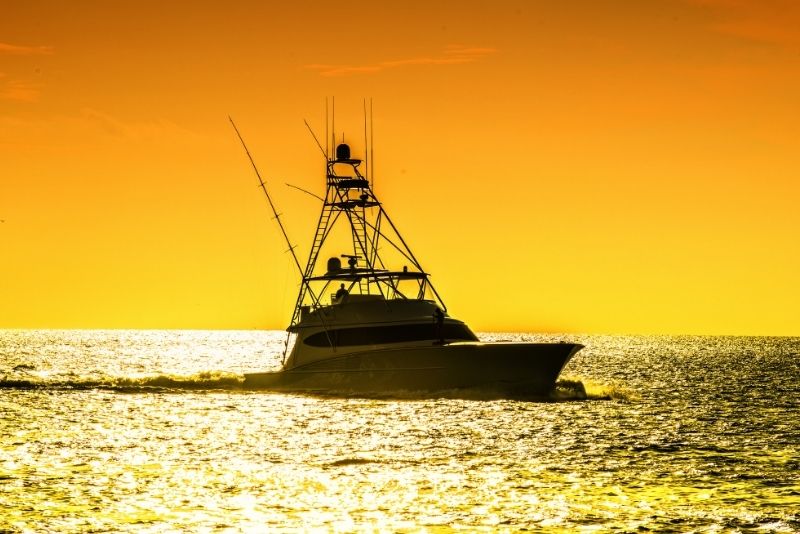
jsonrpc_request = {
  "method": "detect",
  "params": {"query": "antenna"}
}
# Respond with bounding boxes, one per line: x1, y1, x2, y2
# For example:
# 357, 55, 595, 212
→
229, 116, 303, 277
325, 97, 329, 161
331, 97, 336, 156
363, 98, 369, 181
370, 99, 375, 188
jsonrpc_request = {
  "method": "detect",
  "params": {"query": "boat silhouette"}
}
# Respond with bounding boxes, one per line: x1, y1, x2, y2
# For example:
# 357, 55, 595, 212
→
233, 117, 582, 397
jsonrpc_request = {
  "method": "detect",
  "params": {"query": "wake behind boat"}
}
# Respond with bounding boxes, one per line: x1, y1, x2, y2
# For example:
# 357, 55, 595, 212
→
232, 115, 582, 397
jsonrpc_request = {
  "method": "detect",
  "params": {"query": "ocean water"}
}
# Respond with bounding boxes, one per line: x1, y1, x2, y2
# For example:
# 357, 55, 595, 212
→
1, 331, 798, 532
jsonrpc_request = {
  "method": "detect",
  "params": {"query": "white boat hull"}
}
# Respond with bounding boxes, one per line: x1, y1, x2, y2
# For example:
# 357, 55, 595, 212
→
244, 342, 583, 398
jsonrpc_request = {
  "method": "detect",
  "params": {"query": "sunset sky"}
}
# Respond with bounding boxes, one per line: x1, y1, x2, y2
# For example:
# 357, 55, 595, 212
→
2, 0, 799, 334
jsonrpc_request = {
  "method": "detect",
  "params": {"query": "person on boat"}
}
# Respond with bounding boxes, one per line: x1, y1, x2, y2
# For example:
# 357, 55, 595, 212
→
335, 283, 348, 301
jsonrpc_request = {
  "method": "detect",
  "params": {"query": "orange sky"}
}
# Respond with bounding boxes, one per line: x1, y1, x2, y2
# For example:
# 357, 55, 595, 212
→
1, 0, 799, 334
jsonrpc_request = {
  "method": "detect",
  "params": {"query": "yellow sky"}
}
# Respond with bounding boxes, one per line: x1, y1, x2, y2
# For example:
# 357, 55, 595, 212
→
1, 0, 799, 334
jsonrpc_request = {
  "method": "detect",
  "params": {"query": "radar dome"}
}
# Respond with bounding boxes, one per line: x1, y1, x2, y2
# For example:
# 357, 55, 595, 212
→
327, 257, 342, 272
336, 143, 351, 160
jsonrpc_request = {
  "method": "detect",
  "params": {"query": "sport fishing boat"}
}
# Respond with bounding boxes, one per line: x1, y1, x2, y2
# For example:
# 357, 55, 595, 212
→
233, 117, 582, 397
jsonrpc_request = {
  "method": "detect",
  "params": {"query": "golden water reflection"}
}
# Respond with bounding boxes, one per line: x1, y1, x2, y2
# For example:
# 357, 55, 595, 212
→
1, 331, 798, 531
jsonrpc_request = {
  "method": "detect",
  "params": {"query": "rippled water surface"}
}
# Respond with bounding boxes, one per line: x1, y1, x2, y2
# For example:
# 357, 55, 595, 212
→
1, 331, 798, 532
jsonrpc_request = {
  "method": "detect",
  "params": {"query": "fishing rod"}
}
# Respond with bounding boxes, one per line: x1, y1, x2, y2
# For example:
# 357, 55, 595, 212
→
229, 116, 304, 278
303, 119, 328, 161
285, 182, 324, 202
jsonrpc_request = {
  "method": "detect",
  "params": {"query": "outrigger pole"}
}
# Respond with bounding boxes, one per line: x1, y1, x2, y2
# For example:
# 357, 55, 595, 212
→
229, 116, 304, 278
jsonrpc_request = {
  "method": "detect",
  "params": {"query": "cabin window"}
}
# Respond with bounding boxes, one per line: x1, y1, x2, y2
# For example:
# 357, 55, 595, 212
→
303, 323, 478, 347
